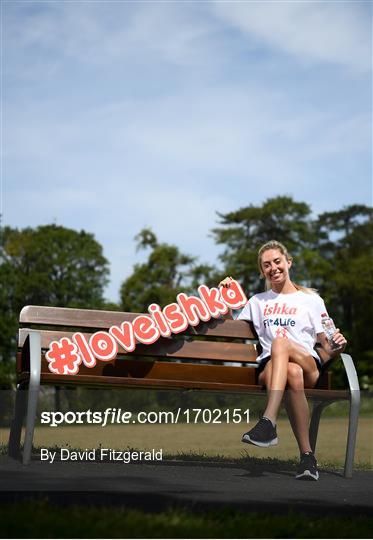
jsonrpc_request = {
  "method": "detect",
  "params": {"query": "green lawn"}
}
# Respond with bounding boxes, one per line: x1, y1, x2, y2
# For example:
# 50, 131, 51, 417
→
1, 417, 372, 468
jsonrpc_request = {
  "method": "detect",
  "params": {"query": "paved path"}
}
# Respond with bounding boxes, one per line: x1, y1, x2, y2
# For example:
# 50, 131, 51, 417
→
1, 456, 372, 515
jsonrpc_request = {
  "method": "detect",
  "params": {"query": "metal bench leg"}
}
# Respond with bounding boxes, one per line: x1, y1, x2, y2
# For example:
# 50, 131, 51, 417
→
8, 382, 27, 459
309, 401, 330, 454
23, 332, 41, 465
344, 390, 360, 478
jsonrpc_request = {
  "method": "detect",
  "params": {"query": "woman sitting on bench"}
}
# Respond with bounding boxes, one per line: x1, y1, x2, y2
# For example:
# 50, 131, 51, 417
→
219, 240, 347, 481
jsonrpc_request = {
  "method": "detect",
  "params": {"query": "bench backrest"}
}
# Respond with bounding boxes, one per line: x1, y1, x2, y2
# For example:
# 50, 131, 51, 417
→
18, 305, 263, 392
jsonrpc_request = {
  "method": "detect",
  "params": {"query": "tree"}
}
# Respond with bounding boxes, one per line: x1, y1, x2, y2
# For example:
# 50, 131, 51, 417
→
0, 224, 110, 364
314, 206, 373, 384
211, 196, 318, 294
120, 228, 216, 312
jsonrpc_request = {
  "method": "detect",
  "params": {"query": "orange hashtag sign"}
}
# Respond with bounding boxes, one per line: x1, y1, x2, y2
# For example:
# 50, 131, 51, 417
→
45, 338, 82, 375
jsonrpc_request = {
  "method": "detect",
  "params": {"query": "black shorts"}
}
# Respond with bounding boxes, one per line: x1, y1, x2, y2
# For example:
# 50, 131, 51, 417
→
256, 355, 323, 382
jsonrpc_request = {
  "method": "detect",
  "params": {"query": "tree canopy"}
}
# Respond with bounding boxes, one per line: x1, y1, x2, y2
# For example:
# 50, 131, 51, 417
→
0, 224, 109, 363
120, 227, 216, 312
211, 196, 319, 294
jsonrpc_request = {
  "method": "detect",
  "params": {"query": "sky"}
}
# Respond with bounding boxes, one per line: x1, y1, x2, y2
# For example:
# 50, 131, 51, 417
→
3, 0, 372, 302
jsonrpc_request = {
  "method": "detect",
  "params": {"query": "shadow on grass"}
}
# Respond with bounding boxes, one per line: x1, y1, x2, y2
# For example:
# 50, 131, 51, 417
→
139, 450, 351, 479
161, 451, 297, 478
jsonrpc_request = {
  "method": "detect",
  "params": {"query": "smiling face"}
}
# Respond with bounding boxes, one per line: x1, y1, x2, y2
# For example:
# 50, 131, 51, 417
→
259, 248, 292, 289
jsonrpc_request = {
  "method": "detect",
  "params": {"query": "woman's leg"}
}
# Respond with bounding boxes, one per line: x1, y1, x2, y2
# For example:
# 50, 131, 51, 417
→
283, 364, 312, 454
284, 365, 320, 479
253, 348, 320, 479
261, 337, 319, 424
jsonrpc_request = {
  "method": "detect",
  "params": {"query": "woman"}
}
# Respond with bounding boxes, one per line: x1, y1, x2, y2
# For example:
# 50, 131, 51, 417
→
219, 240, 347, 481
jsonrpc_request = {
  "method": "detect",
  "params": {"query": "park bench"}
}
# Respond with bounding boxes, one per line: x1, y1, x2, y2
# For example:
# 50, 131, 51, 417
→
9, 305, 360, 476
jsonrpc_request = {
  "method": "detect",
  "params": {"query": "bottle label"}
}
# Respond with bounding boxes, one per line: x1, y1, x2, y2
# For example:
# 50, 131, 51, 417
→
321, 317, 337, 348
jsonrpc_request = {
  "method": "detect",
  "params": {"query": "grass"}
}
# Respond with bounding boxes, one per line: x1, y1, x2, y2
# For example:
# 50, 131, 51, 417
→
1, 417, 372, 468
0, 500, 372, 538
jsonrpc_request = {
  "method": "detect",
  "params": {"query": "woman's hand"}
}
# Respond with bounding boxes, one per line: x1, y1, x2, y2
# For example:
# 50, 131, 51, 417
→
316, 329, 347, 361
218, 276, 234, 288
217, 276, 235, 319
331, 329, 347, 352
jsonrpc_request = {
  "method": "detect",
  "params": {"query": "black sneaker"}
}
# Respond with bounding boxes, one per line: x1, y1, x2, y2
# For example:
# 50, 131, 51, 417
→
241, 417, 278, 447
296, 452, 319, 481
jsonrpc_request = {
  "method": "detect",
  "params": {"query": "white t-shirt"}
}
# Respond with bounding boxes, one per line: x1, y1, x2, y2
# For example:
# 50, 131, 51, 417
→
237, 289, 328, 365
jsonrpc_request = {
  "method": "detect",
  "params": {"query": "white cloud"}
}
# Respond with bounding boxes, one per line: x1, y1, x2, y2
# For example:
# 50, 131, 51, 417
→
212, 1, 371, 72
5, 1, 222, 74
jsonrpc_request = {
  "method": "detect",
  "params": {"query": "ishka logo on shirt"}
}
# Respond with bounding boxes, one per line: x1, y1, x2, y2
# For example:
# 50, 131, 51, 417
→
263, 303, 297, 316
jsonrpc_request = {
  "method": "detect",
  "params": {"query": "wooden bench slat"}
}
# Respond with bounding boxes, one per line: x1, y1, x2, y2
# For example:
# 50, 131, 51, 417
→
17, 372, 264, 392
19, 306, 256, 339
41, 358, 259, 385
16, 369, 349, 399
304, 388, 350, 400
18, 329, 258, 363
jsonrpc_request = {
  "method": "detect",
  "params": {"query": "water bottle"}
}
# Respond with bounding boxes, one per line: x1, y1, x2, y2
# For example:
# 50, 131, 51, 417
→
321, 316, 338, 349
